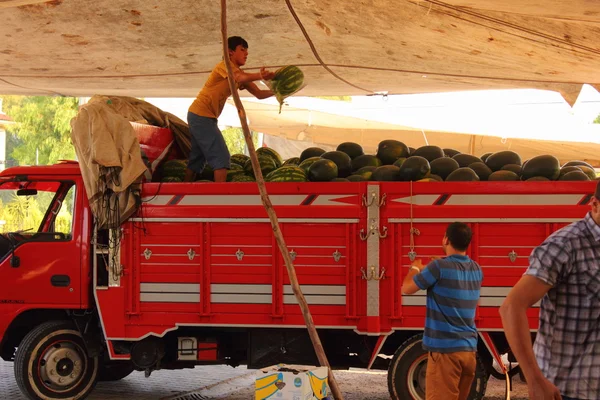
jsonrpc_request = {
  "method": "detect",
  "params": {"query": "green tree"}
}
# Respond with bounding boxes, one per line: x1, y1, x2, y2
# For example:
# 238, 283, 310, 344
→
594, 113, 600, 124
222, 127, 260, 155
1, 96, 78, 166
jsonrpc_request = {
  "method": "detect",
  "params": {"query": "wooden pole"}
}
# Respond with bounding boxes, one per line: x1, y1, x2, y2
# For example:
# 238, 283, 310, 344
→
219, 2, 344, 399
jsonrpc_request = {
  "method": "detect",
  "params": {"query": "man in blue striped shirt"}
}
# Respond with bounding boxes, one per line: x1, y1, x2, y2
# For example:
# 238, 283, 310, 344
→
402, 222, 483, 400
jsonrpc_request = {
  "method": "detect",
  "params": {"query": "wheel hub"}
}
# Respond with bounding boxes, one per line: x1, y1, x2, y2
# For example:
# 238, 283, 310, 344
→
406, 354, 428, 400
39, 342, 84, 389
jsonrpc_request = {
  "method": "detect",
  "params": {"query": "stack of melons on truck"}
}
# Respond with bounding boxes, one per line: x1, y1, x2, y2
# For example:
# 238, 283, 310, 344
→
158, 140, 598, 183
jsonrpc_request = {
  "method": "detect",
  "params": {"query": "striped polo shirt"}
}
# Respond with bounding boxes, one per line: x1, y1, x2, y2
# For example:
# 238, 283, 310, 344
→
413, 255, 483, 353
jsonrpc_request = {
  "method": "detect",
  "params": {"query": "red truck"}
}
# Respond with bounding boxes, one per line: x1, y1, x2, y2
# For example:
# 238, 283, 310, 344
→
0, 160, 594, 400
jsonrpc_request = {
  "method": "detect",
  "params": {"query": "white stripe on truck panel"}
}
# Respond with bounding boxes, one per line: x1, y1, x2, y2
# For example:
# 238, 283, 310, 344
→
140, 293, 200, 303
283, 285, 346, 305
392, 194, 587, 206
141, 194, 356, 207
402, 286, 540, 308
140, 283, 200, 293
210, 284, 272, 304
211, 284, 272, 294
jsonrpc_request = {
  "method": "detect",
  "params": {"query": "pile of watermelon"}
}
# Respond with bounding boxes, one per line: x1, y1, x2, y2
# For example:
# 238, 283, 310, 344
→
158, 140, 598, 183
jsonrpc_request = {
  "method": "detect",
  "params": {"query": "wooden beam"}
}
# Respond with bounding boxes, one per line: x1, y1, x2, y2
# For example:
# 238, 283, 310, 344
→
219, 1, 344, 399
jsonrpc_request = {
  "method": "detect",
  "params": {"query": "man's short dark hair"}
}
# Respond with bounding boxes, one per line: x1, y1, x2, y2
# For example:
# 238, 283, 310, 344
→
446, 222, 472, 252
228, 36, 248, 51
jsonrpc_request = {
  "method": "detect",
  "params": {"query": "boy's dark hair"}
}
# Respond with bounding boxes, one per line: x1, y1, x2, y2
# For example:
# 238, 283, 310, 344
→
228, 36, 248, 51
445, 222, 472, 252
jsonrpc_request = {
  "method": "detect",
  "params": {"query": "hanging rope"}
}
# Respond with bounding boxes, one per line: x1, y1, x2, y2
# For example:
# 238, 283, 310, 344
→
408, 181, 420, 261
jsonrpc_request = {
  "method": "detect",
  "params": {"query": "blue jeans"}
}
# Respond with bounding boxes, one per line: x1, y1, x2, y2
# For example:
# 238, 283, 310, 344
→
187, 112, 230, 173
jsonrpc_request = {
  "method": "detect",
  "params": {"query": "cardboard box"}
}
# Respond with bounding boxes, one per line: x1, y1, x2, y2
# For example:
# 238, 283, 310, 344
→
255, 364, 330, 400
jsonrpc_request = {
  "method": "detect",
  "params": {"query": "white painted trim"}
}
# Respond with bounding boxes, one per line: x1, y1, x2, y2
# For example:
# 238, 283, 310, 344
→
140, 293, 200, 303
389, 218, 579, 223
283, 295, 346, 305
140, 283, 200, 293
283, 285, 346, 295
211, 284, 272, 294
130, 217, 359, 223
211, 294, 272, 304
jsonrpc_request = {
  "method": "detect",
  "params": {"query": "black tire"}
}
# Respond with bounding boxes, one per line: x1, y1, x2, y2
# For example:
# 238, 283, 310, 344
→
387, 334, 488, 400
14, 321, 99, 400
98, 361, 134, 382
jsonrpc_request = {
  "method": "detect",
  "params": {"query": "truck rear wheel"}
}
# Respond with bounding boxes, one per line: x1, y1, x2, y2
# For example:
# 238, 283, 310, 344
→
387, 334, 488, 400
14, 321, 98, 400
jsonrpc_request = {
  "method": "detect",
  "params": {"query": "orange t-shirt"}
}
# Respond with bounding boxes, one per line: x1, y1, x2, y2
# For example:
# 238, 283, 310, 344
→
188, 60, 242, 119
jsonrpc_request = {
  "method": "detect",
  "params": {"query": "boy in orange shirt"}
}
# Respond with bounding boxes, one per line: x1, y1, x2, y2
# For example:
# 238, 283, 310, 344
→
184, 36, 275, 182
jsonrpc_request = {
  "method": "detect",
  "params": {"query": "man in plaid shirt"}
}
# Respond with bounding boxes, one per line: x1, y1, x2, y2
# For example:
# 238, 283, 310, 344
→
500, 181, 600, 400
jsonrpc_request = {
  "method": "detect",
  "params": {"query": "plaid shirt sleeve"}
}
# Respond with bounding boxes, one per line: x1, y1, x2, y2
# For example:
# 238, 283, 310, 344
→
413, 260, 441, 290
525, 235, 573, 287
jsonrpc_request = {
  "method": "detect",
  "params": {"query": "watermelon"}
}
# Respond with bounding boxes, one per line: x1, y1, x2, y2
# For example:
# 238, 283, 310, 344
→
257, 147, 283, 167
452, 154, 483, 168
443, 148, 461, 158
161, 176, 182, 183
577, 165, 597, 181
469, 162, 492, 181
486, 151, 522, 171
347, 174, 368, 182
521, 155, 560, 181
230, 174, 256, 182
408, 147, 416, 156
413, 145, 445, 162
430, 157, 459, 180
480, 152, 492, 163
397, 156, 431, 181
429, 174, 444, 182
336, 142, 364, 159
331, 178, 350, 182
321, 151, 352, 178
300, 147, 326, 162
488, 170, 519, 181
559, 171, 589, 181
308, 159, 338, 182
226, 169, 246, 182
356, 166, 378, 175
271, 65, 305, 113
282, 157, 301, 166
559, 166, 582, 178
376, 140, 410, 165
563, 160, 594, 170
501, 164, 522, 176
299, 157, 322, 174
355, 168, 374, 181
266, 166, 308, 182
527, 176, 550, 181
351, 155, 382, 172
161, 159, 187, 181
372, 165, 401, 181
230, 163, 244, 171
393, 158, 407, 169
244, 155, 278, 178
445, 168, 480, 182
231, 153, 250, 167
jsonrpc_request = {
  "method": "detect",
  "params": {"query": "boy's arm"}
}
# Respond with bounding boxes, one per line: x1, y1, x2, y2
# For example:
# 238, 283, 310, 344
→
233, 67, 275, 84
242, 82, 274, 100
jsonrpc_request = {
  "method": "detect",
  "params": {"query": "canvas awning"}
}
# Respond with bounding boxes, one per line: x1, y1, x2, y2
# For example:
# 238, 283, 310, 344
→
0, 0, 598, 103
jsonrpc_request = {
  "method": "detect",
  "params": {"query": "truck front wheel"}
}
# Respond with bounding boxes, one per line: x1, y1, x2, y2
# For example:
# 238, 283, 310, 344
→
387, 334, 488, 400
14, 321, 99, 400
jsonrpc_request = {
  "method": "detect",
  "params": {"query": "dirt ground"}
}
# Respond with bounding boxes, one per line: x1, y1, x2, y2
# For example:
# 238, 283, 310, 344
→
175, 368, 529, 399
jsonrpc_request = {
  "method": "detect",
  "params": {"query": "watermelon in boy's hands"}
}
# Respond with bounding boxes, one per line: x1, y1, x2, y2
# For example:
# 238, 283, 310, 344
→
269, 65, 305, 113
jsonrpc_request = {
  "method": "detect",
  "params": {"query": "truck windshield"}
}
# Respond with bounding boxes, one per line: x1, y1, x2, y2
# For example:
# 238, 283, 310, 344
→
0, 180, 75, 236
